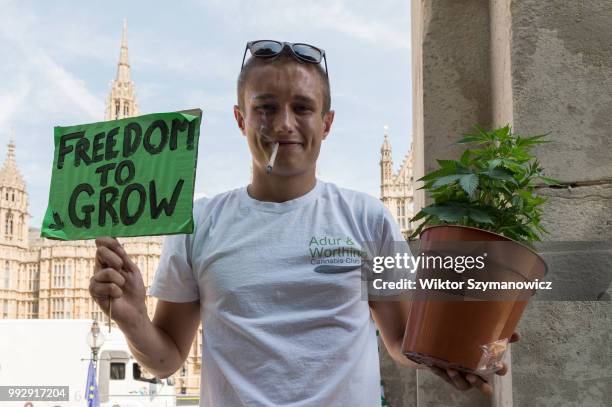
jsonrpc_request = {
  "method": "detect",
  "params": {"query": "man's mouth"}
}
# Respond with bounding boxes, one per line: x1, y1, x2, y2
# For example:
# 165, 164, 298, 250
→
270, 140, 303, 147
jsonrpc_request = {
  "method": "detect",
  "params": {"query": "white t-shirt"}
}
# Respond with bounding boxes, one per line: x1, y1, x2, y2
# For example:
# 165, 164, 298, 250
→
149, 180, 410, 406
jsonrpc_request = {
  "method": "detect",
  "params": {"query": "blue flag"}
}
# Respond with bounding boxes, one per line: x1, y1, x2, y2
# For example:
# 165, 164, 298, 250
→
85, 360, 100, 407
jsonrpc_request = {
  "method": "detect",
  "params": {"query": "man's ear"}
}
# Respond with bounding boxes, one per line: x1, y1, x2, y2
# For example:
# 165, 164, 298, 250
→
321, 110, 335, 140
233, 105, 247, 136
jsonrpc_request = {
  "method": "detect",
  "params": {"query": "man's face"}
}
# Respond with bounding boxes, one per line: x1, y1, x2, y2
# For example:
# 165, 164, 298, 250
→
234, 62, 334, 178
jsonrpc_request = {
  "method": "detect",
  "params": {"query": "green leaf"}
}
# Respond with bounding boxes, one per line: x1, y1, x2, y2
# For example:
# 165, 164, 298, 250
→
459, 149, 471, 166
511, 195, 524, 209
468, 208, 494, 224
408, 214, 434, 239
510, 147, 531, 161
459, 174, 479, 197
422, 204, 466, 222
473, 124, 494, 141
418, 165, 459, 182
409, 210, 429, 223
487, 159, 502, 170
500, 159, 524, 173
455, 131, 488, 145
414, 125, 555, 244
517, 134, 551, 147
538, 176, 563, 186
436, 159, 457, 170
494, 125, 511, 140
480, 168, 518, 184
432, 174, 465, 188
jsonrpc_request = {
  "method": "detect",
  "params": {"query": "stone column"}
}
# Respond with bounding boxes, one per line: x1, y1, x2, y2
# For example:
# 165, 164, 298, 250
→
409, 1, 493, 404
492, 1, 612, 405
401, 0, 612, 406
412, 0, 493, 212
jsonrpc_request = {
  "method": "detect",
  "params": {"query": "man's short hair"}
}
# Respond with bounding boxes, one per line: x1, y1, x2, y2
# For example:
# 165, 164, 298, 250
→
237, 48, 331, 116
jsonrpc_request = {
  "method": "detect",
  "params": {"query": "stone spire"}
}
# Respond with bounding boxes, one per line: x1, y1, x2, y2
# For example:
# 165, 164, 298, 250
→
380, 125, 393, 198
117, 20, 131, 84
381, 125, 392, 153
0, 139, 25, 189
105, 20, 139, 120
0, 139, 29, 248
378, 127, 415, 239
381, 134, 392, 152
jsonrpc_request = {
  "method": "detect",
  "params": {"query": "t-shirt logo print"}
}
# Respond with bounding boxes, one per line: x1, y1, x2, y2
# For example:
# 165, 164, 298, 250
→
309, 235, 366, 273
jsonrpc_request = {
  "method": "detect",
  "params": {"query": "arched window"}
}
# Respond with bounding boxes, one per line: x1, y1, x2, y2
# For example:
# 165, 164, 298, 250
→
18, 215, 23, 239
4, 260, 9, 289
65, 299, 72, 318
52, 298, 65, 319
52, 262, 66, 288
5, 213, 13, 238
66, 264, 72, 288
90, 298, 103, 321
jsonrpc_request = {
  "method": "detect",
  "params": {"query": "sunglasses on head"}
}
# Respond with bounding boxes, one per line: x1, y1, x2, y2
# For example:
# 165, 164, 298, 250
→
240, 40, 329, 80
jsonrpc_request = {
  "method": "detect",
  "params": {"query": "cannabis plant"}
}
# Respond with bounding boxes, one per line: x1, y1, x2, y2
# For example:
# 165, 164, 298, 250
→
408, 125, 561, 245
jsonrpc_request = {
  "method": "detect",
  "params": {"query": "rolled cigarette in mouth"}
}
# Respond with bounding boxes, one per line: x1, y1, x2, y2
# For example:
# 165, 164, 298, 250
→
266, 142, 280, 174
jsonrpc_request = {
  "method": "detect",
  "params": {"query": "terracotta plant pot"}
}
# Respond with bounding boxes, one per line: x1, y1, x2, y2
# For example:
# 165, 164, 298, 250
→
401, 225, 547, 374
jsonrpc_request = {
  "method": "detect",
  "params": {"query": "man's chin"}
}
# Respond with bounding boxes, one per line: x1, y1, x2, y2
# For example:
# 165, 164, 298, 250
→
258, 163, 313, 179
277, 143, 304, 151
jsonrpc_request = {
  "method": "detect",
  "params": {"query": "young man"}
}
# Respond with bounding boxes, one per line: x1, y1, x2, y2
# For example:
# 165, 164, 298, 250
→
90, 40, 512, 406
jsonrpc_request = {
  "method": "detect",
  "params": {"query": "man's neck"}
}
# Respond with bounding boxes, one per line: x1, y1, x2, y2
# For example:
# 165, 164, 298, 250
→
248, 169, 317, 203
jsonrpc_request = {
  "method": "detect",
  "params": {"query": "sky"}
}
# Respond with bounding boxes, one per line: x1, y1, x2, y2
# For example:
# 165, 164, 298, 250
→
0, 0, 413, 228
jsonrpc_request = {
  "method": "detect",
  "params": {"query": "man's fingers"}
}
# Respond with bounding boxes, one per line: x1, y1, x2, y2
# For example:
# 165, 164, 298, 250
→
446, 369, 471, 391
93, 268, 126, 287
430, 367, 453, 385
96, 246, 124, 270
119, 250, 140, 274
466, 374, 493, 397
495, 362, 508, 376
95, 236, 121, 251
94, 237, 139, 275
89, 281, 123, 299
101, 237, 139, 274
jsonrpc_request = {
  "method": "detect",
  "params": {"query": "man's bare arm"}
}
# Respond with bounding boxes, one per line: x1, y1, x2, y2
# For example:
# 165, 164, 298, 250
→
90, 237, 201, 379
369, 299, 519, 397
120, 300, 201, 378
369, 300, 422, 369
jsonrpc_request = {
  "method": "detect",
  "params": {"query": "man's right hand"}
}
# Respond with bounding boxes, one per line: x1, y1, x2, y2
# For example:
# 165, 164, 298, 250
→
89, 237, 147, 324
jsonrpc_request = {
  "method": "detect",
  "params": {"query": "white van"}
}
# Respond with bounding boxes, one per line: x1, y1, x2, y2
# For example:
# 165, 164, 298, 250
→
0, 319, 176, 407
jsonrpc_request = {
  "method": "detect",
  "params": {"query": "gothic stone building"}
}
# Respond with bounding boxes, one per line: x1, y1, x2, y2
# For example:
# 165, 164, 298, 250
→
380, 129, 415, 238
0, 22, 201, 395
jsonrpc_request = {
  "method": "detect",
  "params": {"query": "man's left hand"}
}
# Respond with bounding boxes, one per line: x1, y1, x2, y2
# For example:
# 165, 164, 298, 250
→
429, 332, 520, 397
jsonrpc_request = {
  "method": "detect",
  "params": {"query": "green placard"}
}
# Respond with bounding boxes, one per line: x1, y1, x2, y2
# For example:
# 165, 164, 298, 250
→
41, 109, 202, 240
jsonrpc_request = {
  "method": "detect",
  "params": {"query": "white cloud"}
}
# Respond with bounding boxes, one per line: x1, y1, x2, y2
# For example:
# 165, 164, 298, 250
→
308, 1, 410, 49
0, 0, 412, 226
28, 51, 103, 120
0, 75, 31, 129
133, 52, 236, 81
0, 15, 103, 120
202, 0, 410, 49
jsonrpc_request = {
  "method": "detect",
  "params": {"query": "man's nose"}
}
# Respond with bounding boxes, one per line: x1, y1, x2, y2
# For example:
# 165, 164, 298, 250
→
273, 105, 296, 135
